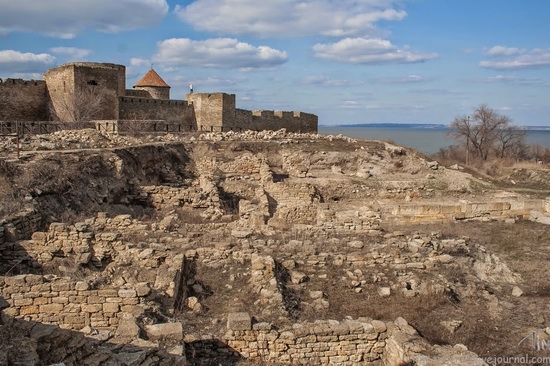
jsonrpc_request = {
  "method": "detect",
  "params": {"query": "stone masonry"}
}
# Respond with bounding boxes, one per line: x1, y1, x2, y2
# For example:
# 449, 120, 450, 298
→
0, 274, 148, 331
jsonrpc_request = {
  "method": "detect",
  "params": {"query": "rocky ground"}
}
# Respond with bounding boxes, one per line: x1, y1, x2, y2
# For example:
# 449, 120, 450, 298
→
1, 128, 550, 365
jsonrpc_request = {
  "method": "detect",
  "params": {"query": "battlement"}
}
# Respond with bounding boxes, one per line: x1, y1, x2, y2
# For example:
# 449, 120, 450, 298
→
236, 108, 318, 133
0, 61, 317, 134
119, 96, 187, 106
250, 110, 316, 119
0, 78, 45, 86
45, 62, 125, 73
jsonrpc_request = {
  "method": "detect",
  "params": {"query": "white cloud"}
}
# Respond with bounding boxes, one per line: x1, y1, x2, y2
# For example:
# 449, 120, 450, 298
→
0, 50, 56, 73
338, 99, 425, 110
130, 58, 152, 67
153, 38, 288, 70
480, 46, 550, 70
0, 0, 169, 38
170, 75, 247, 88
471, 75, 550, 86
486, 46, 522, 56
50, 47, 92, 60
313, 38, 438, 64
8, 72, 44, 80
375, 74, 429, 83
175, 0, 406, 38
300, 75, 363, 87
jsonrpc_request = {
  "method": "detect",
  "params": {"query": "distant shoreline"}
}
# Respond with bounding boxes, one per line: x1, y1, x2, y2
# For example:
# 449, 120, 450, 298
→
320, 123, 550, 131
319, 125, 550, 154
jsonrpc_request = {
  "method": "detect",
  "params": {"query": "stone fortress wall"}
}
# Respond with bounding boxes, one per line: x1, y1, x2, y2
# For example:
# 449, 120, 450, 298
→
0, 62, 318, 134
118, 96, 196, 131
0, 78, 49, 121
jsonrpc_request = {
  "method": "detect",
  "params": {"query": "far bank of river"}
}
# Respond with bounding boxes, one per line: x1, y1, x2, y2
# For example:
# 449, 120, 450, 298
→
319, 126, 550, 155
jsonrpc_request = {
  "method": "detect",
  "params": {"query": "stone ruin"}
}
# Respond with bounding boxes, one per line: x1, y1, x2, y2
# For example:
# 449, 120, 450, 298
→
1, 129, 549, 365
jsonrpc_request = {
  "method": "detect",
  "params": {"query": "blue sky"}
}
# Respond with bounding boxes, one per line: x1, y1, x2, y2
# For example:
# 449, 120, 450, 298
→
1, 0, 550, 126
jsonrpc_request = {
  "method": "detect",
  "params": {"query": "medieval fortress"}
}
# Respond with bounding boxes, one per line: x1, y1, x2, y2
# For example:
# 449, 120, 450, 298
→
0, 62, 318, 133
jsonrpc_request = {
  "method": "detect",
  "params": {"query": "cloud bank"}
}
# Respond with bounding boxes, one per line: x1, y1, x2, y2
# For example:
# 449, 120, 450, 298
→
0, 0, 169, 38
175, 0, 406, 38
0, 50, 55, 73
481, 46, 550, 70
313, 38, 438, 64
153, 38, 288, 70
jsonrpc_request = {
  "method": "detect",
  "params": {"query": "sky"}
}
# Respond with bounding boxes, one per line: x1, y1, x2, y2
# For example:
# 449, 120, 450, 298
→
1, 0, 550, 126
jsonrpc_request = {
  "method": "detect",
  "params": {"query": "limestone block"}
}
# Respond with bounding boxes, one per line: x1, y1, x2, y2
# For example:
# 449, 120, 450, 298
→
103, 303, 120, 313
348, 240, 364, 249
75, 281, 89, 291
98, 289, 118, 297
512, 286, 523, 297
290, 271, 308, 284
122, 297, 140, 305
24, 275, 44, 285
51, 297, 69, 304
145, 322, 184, 341
378, 287, 391, 297
20, 305, 40, 315
13, 298, 34, 306
227, 312, 251, 331
40, 303, 64, 313
87, 296, 106, 304
81, 304, 102, 313
115, 312, 140, 340
31, 231, 47, 242
371, 320, 387, 333
135, 282, 151, 297
4, 274, 26, 286
106, 297, 123, 303
118, 288, 137, 298
51, 280, 71, 292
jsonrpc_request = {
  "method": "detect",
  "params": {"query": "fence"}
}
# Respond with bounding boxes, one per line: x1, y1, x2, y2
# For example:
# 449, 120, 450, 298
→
0, 121, 98, 159
0, 120, 192, 159
95, 120, 189, 134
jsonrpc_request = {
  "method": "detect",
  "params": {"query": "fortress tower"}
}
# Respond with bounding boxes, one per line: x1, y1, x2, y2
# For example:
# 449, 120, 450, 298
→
44, 62, 125, 121
133, 68, 170, 100
186, 93, 236, 132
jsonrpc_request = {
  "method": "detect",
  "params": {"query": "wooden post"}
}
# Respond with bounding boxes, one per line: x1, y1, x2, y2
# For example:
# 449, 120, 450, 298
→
16, 121, 20, 160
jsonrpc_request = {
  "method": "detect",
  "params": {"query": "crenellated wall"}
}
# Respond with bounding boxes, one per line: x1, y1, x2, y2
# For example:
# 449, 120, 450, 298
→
186, 93, 318, 133
1, 63, 318, 133
235, 109, 318, 133
125, 88, 151, 98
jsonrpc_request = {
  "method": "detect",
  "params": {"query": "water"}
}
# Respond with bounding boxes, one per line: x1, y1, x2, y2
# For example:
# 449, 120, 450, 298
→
319, 126, 550, 155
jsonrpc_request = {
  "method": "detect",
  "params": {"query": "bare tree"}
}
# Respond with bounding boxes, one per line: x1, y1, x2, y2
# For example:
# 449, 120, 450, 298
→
0, 85, 31, 121
49, 86, 105, 123
449, 104, 525, 161
495, 125, 527, 159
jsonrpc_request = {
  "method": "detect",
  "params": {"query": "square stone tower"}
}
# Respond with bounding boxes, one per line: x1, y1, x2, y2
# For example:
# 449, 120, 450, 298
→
45, 62, 126, 122
186, 93, 236, 132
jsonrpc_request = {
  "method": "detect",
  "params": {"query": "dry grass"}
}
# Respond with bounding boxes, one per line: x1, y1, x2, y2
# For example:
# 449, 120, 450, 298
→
382, 220, 550, 362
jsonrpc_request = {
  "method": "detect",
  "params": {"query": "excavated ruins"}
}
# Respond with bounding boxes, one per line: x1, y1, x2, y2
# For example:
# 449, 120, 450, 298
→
1, 128, 550, 365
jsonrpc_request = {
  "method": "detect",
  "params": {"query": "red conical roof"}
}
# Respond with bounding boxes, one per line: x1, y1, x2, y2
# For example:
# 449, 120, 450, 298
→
134, 68, 170, 88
